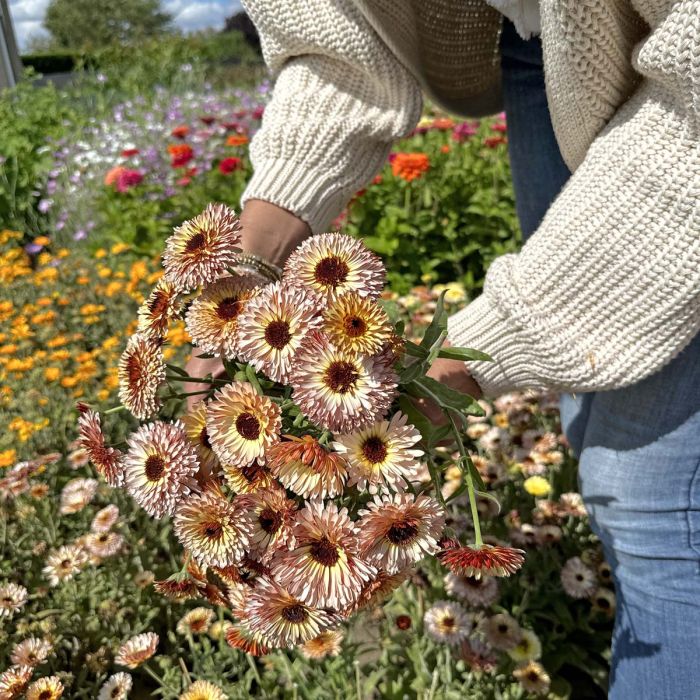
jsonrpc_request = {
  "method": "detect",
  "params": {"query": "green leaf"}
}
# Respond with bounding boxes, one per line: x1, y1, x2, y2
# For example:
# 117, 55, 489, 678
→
397, 396, 434, 447
410, 376, 483, 415
476, 489, 501, 514
403, 340, 428, 360
419, 290, 448, 350
437, 346, 493, 362
398, 358, 427, 384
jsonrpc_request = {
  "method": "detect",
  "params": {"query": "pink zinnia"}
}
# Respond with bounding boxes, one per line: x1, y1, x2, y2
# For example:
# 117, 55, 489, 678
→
115, 168, 143, 192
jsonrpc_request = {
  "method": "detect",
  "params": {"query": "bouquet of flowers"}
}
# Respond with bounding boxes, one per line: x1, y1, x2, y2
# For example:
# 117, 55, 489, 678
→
78, 203, 524, 654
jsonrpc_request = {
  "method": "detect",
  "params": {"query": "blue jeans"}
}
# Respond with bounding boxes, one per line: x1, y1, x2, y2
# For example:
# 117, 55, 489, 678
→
500, 19, 700, 699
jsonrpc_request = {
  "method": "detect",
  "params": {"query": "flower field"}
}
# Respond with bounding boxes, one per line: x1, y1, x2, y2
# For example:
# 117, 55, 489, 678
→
0, 66, 612, 700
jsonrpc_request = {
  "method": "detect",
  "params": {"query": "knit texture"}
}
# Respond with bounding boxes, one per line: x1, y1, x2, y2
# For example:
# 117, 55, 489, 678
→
242, 0, 700, 396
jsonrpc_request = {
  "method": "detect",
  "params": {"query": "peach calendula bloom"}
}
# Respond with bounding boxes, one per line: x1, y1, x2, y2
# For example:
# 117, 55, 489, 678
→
283, 232, 385, 304
245, 577, 342, 649
25, 676, 64, 700
0, 582, 28, 618
137, 278, 181, 339
77, 405, 124, 487
236, 282, 323, 383
153, 576, 202, 602
123, 421, 200, 519
10, 637, 53, 667
179, 679, 227, 700
348, 568, 412, 613
91, 504, 120, 533
176, 607, 215, 636
323, 292, 392, 356
43, 544, 89, 586
185, 275, 257, 359
290, 331, 397, 434
444, 572, 500, 607
163, 203, 242, 292
225, 623, 270, 657
356, 493, 445, 574
333, 412, 423, 494
391, 152, 430, 181
206, 382, 281, 467
423, 600, 472, 645
513, 660, 551, 695
182, 401, 220, 479
59, 477, 98, 514
244, 485, 298, 559
300, 629, 344, 659
86, 531, 124, 558
115, 632, 159, 669
173, 488, 254, 568
560, 556, 597, 598
118, 334, 166, 420
272, 501, 376, 609
223, 461, 276, 494
0, 665, 33, 698
482, 612, 522, 650
266, 435, 347, 499
97, 672, 132, 700
439, 543, 525, 579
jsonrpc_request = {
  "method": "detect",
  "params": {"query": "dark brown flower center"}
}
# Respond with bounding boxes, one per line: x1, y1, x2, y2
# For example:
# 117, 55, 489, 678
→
199, 426, 212, 449
343, 315, 367, 338
126, 355, 141, 384
202, 521, 223, 539
236, 412, 261, 440
264, 320, 292, 349
281, 603, 308, 624
310, 537, 340, 566
387, 518, 419, 545
465, 576, 483, 588
395, 614, 412, 630
527, 671, 540, 682
362, 436, 387, 464
259, 507, 282, 534
597, 597, 610, 609
442, 616, 455, 629
324, 361, 359, 394
314, 255, 349, 288
39, 692, 52, 700
240, 463, 264, 483
216, 296, 243, 321
498, 624, 508, 634
2, 596, 12, 604
185, 231, 206, 252
145, 455, 166, 481
111, 688, 121, 698
98, 534, 108, 543
60, 559, 71, 569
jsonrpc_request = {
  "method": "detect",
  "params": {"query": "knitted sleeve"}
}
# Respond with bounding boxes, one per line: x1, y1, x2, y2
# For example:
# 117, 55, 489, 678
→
448, 4, 700, 395
240, 0, 423, 233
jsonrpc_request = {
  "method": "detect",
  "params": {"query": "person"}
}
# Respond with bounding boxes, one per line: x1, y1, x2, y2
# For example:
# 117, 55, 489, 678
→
188, 2, 700, 696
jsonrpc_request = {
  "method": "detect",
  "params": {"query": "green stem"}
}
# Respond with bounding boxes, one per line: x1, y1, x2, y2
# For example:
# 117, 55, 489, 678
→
165, 374, 228, 385
104, 405, 126, 415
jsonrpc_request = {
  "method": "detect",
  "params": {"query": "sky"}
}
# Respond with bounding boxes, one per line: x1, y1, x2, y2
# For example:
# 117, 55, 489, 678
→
8, 0, 243, 51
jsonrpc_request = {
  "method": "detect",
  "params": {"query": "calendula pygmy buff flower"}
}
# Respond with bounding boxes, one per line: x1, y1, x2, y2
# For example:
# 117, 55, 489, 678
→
444, 572, 500, 607
244, 485, 298, 560
42, 544, 88, 586
59, 477, 98, 514
25, 676, 64, 700
115, 632, 159, 669
163, 203, 242, 292
438, 544, 525, 579
560, 556, 598, 598
91, 504, 120, 533
10, 637, 53, 667
0, 665, 33, 698
0, 582, 28, 618
182, 401, 221, 479
176, 607, 215, 636
117, 333, 166, 420
179, 679, 228, 700
137, 278, 181, 340
508, 629, 543, 663
300, 630, 344, 659
423, 600, 472, 645
225, 623, 270, 657
482, 612, 522, 651
97, 672, 132, 700
86, 531, 124, 558
513, 660, 551, 695
77, 405, 125, 487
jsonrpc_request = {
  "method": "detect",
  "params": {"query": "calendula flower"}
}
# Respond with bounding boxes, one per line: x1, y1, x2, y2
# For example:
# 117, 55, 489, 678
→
173, 488, 254, 568
163, 203, 242, 292
423, 601, 472, 645
185, 276, 257, 359
482, 612, 522, 650
182, 401, 220, 478
535, 524, 563, 546
137, 279, 180, 339
91, 504, 119, 533
123, 421, 200, 519
176, 607, 215, 635
154, 576, 202, 601
438, 544, 525, 579
223, 462, 276, 494
10, 637, 53, 667
290, 332, 397, 433
179, 680, 227, 700
357, 493, 444, 574
115, 632, 159, 668
513, 660, 551, 695
323, 292, 392, 355
118, 334, 165, 420
391, 152, 430, 181
25, 676, 64, 700
591, 587, 616, 617
206, 382, 281, 467
245, 486, 298, 559
283, 233, 385, 304
508, 629, 542, 662
59, 477, 98, 514
0, 665, 33, 698
560, 557, 597, 598
77, 406, 124, 487
98, 672, 132, 700
267, 436, 347, 499
86, 531, 124, 558
300, 630, 344, 659
43, 545, 88, 586
245, 578, 341, 649
236, 282, 323, 383
0, 582, 28, 618
349, 568, 412, 613
225, 623, 270, 657
273, 501, 375, 609
333, 412, 423, 494
523, 475, 551, 497
444, 572, 500, 607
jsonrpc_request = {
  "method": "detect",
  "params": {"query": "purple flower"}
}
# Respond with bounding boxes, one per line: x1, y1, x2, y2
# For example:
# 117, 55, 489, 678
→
73, 230, 87, 241
38, 199, 53, 213
24, 243, 43, 254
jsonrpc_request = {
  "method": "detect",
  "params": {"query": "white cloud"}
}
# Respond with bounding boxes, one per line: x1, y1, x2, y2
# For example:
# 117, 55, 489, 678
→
7, 0, 242, 51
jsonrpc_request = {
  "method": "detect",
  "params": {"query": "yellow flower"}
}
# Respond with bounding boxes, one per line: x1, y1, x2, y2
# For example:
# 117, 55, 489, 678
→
47, 336, 69, 349
102, 336, 120, 351
523, 475, 551, 497
0, 449, 16, 468
0, 344, 18, 355
98, 267, 112, 279
80, 304, 106, 316
95, 248, 107, 258
111, 242, 131, 254
45, 367, 61, 381
58, 248, 70, 258
433, 282, 467, 304
33, 236, 51, 246
36, 297, 52, 307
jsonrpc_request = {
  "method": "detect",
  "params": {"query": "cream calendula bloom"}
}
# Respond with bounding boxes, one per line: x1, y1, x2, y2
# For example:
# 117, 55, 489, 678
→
98, 672, 132, 700
333, 412, 423, 494
0, 665, 33, 698
185, 275, 258, 359
182, 401, 220, 479
137, 278, 180, 340
118, 333, 166, 420
91, 504, 120, 533
300, 630, 345, 659
423, 600, 472, 645
25, 676, 64, 700
10, 637, 53, 667
43, 544, 88, 586
0, 582, 28, 617
179, 679, 227, 700
115, 632, 159, 669
176, 607, 215, 636
508, 629, 542, 662
513, 660, 551, 695
236, 282, 323, 383
283, 232, 385, 303
59, 477, 98, 514
206, 381, 281, 466
163, 203, 242, 291
323, 292, 392, 355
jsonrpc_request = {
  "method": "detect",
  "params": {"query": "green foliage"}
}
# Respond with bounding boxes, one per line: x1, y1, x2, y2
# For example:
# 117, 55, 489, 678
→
43, 0, 173, 51
21, 51, 87, 74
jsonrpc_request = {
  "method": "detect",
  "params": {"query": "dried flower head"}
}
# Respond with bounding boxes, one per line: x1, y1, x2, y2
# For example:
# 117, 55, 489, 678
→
115, 632, 159, 669
118, 334, 166, 420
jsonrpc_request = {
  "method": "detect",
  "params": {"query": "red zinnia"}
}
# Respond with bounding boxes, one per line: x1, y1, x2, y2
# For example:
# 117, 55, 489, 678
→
218, 157, 243, 174
226, 134, 249, 147
438, 544, 525, 579
115, 168, 144, 192
252, 106, 264, 119
491, 121, 507, 133
171, 124, 190, 139
168, 144, 194, 168
200, 114, 216, 125
391, 152, 430, 182
121, 148, 140, 158
484, 136, 507, 148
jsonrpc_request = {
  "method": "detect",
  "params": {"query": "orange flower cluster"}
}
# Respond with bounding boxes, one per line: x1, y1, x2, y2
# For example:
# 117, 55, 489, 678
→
391, 152, 430, 182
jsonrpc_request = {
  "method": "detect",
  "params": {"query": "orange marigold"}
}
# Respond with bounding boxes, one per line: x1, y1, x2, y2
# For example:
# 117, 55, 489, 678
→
391, 153, 430, 182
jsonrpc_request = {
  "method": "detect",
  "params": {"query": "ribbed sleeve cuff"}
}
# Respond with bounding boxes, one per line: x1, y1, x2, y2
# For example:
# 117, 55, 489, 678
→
446, 294, 540, 397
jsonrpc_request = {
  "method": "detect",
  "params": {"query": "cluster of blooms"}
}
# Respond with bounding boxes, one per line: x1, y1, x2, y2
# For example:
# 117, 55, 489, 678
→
41, 83, 269, 243
79, 203, 524, 657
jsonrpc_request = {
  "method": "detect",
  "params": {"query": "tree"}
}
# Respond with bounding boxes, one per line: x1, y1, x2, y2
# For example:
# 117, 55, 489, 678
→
223, 11, 260, 55
43, 0, 172, 51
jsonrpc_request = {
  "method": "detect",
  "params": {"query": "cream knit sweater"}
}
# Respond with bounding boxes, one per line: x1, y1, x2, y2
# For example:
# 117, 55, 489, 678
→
240, 0, 700, 397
